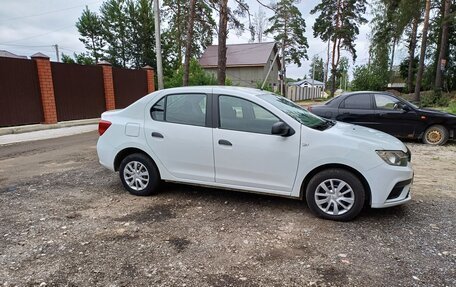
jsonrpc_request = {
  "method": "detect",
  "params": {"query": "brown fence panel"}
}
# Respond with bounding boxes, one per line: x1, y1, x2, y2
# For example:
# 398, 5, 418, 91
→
113, 67, 148, 109
52, 62, 105, 121
0, 57, 43, 127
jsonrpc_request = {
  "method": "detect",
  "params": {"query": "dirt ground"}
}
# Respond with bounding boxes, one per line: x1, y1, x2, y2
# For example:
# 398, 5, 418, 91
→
0, 132, 455, 287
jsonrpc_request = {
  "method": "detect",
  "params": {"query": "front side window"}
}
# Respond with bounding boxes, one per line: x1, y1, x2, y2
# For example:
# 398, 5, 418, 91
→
151, 94, 207, 127
342, 94, 371, 109
219, 96, 279, 134
374, 94, 402, 110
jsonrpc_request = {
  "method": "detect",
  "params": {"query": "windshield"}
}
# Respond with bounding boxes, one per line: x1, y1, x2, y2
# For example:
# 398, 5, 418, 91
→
258, 93, 328, 128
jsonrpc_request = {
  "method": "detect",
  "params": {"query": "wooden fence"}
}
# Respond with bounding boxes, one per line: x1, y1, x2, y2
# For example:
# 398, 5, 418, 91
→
286, 85, 324, 101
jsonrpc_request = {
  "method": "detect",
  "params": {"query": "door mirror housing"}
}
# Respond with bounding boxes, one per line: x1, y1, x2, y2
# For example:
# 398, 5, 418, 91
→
401, 104, 411, 112
271, 121, 294, 137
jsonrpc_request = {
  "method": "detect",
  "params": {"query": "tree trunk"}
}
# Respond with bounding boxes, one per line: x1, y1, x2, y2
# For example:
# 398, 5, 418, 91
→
389, 37, 396, 83
182, 0, 196, 86
330, 0, 341, 97
217, 0, 228, 85
281, 14, 288, 96
434, 0, 451, 92
407, 15, 419, 93
414, 0, 431, 102
177, 1, 182, 65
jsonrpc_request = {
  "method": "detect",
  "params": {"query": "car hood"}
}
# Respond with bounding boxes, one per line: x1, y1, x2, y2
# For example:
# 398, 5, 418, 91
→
324, 121, 407, 151
420, 108, 456, 118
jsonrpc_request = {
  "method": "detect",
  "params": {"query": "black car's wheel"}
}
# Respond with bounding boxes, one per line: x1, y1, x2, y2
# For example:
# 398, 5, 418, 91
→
306, 168, 365, 221
119, 153, 160, 196
422, 125, 449, 145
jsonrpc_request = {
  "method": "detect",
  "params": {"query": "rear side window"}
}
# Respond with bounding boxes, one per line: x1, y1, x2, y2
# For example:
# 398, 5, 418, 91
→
150, 94, 207, 127
341, 94, 371, 109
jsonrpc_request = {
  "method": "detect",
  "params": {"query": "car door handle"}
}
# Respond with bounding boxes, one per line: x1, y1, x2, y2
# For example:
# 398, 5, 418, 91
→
218, 139, 232, 146
151, 132, 164, 138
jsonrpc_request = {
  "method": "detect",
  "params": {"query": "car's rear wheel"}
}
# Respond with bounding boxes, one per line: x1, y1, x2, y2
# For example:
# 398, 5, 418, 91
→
306, 169, 365, 221
422, 125, 449, 145
119, 153, 160, 196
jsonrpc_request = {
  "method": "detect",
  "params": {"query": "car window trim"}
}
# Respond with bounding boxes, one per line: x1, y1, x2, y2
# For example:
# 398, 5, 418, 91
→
213, 94, 294, 136
150, 92, 212, 128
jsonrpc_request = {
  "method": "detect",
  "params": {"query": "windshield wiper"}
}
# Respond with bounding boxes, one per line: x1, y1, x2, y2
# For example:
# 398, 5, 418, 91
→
311, 119, 335, 131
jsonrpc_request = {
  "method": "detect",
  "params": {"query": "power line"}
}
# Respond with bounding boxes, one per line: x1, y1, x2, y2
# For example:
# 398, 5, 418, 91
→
0, 25, 76, 45
0, 0, 102, 24
0, 43, 53, 48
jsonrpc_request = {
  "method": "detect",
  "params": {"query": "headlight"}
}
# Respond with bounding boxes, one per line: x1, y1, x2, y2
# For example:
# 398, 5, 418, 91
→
376, 150, 409, 166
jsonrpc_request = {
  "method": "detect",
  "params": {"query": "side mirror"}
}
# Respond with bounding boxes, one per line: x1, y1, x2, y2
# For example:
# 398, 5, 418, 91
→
271, 121, 294, 137
402, 105, 411, 112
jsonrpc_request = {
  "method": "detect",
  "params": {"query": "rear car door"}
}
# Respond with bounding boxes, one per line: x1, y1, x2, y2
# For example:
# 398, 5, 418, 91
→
372, 94, 419, 138
337, 93, 376, 128
212, 95, 300, 195
144, 92, 214, 182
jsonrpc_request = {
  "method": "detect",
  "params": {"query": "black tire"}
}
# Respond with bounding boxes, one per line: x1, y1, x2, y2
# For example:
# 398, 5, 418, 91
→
305, 168, 365, 221
422, 125, 449, 145
119, 153, 160, 196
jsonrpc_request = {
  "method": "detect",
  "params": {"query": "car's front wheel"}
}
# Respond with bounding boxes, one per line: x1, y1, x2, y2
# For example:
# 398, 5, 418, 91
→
306, 169, 365, 221
422, 125, 449, 145
119, 153, 160, 196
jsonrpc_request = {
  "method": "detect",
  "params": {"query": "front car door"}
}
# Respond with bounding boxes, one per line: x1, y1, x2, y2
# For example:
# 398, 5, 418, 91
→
144, 91, 214, 182
372, 93, 419, 138
212, 94, 300, 195
337, 93, 376, 128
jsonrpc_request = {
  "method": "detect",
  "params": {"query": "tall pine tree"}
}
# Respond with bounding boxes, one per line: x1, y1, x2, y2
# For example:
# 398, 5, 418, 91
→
311, 0, 367, 96
265, 0, 309, 94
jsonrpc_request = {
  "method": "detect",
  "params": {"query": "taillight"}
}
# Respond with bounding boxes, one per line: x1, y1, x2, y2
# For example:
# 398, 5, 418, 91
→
98, 120, 112, 136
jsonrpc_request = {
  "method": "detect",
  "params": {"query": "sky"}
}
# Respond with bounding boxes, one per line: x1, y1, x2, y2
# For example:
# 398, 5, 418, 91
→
0, 0, 409, 79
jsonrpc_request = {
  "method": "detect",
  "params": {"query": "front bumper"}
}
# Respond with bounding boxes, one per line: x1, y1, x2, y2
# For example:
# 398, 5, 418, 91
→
364, 162, 414, 208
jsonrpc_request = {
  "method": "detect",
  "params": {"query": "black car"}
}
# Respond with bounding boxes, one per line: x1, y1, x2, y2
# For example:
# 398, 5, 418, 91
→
309, 91, 456, 145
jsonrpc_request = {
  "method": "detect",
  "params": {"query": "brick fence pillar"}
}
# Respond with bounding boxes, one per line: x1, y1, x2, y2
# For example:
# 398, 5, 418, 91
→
143, 65, 155, 93
98, 61, 116, 110
31, 52, 57, 124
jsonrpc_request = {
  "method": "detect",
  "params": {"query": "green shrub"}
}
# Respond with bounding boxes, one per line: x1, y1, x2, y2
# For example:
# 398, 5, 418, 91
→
447, 101, 456, 114
165, 59, 222, 88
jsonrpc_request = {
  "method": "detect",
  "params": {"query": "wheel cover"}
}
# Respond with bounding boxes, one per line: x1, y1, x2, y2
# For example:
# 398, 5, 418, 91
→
314, 179, 355, 216
123, 161, 150, 191
426, 129, 442, 144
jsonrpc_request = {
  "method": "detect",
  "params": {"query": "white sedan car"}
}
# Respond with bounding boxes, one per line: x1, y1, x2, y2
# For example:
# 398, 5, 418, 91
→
97, 86, 413, 221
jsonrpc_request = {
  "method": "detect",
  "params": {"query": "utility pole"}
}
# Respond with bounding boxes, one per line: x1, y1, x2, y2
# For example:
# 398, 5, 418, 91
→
53, 44, 60, 62
312, 58, 315, 86
153, 0, 164, 90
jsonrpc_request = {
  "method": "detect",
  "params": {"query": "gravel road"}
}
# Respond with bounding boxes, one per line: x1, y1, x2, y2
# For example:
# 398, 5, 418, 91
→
0, 132, 455, 286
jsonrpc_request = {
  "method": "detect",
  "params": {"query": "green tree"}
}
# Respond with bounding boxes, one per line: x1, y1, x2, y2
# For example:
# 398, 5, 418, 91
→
337, 56, 349, 90
311, 0, 367, 96
165, 58, 217, 88
265, 0, 309, 94
126, 0, 156, 68
61, 52, 95, 65
162, 0, 215, 69
351, 65, 387, 91
76, 6, 105, 63
205, 0, 251, 85
100, 0, 130, 67
308, 55, 324, 82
